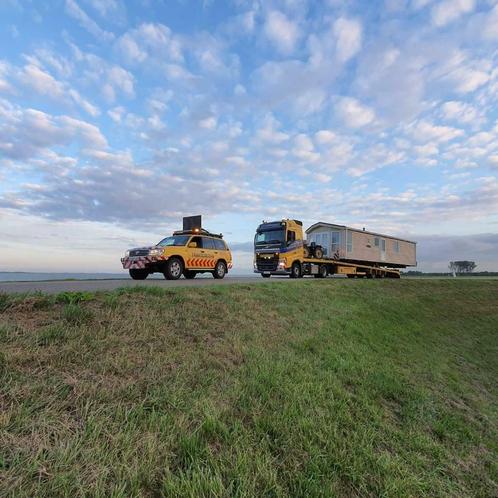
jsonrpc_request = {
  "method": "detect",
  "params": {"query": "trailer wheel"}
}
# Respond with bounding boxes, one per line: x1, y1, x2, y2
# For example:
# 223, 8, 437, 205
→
314, 265, 328, 278
290, 262, 302, 278
129, 269, 149, 280
164, 257, 183, 280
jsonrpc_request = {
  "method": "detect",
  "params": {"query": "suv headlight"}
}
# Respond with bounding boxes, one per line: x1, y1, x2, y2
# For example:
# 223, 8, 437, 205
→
149, 248, 162, 256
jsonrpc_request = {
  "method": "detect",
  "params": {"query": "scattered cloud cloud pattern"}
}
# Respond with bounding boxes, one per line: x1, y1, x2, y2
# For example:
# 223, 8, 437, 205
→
1, 0, 498, 272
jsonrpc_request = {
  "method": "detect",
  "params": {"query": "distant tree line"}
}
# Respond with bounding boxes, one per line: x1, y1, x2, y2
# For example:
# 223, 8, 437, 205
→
402, 260, 498, 277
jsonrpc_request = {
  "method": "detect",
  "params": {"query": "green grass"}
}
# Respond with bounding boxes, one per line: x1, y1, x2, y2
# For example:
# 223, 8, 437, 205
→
0, 280, 497, 497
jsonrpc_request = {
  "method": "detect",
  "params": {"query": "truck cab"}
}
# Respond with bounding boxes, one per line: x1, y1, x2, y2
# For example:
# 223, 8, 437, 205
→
253, 219, 305, 277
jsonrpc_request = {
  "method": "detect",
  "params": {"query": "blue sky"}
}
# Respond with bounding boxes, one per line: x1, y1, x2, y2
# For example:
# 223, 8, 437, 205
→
1, 0, 498, 273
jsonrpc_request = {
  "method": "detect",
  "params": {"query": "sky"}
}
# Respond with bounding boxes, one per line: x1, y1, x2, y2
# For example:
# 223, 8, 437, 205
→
0, 0, 498, 273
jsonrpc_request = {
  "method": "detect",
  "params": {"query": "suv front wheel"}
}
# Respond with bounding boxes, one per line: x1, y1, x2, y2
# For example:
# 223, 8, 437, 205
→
164, 257, 183, 280
213, 261, 227, 279
129, 269, 149, 280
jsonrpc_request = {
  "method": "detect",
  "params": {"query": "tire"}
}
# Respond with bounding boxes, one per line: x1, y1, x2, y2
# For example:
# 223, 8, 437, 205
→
314, 246, 324, 259
290, 262, 301, 278
184, 270, 197, 279
318, 264, 328, 278
213, 260, 227, 279
129, 269, 149, 280
303, 246, 310, 258
262, 274, 271, 278
163, 257, 183, 280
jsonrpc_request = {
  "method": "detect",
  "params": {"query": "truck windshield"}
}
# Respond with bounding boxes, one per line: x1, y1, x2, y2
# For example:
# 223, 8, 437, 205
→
254, 229, 285, 245
156, 235, 190, 246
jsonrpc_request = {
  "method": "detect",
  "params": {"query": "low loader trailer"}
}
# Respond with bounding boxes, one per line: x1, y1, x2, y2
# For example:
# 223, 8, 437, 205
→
254, 219, 417, 279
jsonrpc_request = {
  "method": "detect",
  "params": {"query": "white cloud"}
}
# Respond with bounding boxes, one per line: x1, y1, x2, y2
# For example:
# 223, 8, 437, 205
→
116, 23, 182, 64
264, 10, 300, 54
256, 114, 290, 143
431, 0, 475, 27
333, 17, 362, 62
315, 130, 336, 145
20, 64, 65, 97
198, 116, 217, 129
440, 100, 483, 124
65, 0, 115, 41
407, 120, 465, 142
292, 133, 320, 163
0, 100, 107, 160
0, 61, 13, 93
336, 97, 375, 128
481, 5, 498, 40
18, 64, 100, 116
84, 0, 119, 17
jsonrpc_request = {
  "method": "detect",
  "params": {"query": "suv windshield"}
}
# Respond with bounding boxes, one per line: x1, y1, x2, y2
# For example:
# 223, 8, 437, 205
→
255, 229, 285, 245
156, 235, 190, 247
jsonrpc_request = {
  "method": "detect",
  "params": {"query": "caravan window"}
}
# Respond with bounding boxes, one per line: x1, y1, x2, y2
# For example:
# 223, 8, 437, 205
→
347, 231, 353, 253
393, 240, 400, 253
330, 231, 340, 254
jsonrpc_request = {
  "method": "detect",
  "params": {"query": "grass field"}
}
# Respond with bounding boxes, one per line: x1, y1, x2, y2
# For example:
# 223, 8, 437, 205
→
1, 280, 497, 497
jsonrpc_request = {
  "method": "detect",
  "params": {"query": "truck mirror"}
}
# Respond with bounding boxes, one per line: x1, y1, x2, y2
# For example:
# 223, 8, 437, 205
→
188, 242, 197, 248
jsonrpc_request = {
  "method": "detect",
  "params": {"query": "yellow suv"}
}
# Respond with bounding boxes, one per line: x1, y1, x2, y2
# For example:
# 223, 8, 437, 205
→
121, 229, 232, 280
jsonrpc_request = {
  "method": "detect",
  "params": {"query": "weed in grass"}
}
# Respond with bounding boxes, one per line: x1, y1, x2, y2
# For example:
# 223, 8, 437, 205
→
36, 325, 67, 346
0, 292, 10, 312
0, 324, 8, 342
62, 303, 93, 325
0, 350, 6, 375
103, 293, 119, 309
55, 291, 94, 305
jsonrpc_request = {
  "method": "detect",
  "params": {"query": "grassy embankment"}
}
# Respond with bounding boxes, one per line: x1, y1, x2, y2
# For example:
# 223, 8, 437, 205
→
1, 280, 497, 497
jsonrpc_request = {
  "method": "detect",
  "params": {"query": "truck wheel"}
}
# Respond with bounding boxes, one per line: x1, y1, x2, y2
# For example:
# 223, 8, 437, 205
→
164, 258, 183, 280
290, 262, 301, 278
129, 269, 149, 280
213, 261, 227, 279
262, 274, 271, 278
184, 270, 197, 279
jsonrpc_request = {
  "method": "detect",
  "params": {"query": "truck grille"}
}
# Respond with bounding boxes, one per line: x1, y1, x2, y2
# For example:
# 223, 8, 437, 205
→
130, 249, 149, 257
256, 254, 279, 271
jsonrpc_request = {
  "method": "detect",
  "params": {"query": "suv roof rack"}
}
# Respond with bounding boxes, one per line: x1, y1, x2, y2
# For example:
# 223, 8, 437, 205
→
173, 228, 223, 239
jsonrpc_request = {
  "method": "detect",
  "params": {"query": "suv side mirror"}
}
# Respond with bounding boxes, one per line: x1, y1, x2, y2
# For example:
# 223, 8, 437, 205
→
188, 241, 197, 248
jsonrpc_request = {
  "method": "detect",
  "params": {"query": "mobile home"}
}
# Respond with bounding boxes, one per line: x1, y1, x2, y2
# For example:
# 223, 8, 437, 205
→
306, 222, 416, 268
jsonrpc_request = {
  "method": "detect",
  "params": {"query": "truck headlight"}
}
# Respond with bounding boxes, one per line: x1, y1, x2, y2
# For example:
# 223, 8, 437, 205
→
149, 248, 162, 257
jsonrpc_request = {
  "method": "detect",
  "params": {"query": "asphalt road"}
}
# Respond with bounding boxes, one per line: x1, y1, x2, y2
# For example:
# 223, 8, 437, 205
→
0, 276, 292, 294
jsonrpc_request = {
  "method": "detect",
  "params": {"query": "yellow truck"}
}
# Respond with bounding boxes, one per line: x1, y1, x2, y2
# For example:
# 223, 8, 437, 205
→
121, 217, 232, 280
254, 219, 417, 278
